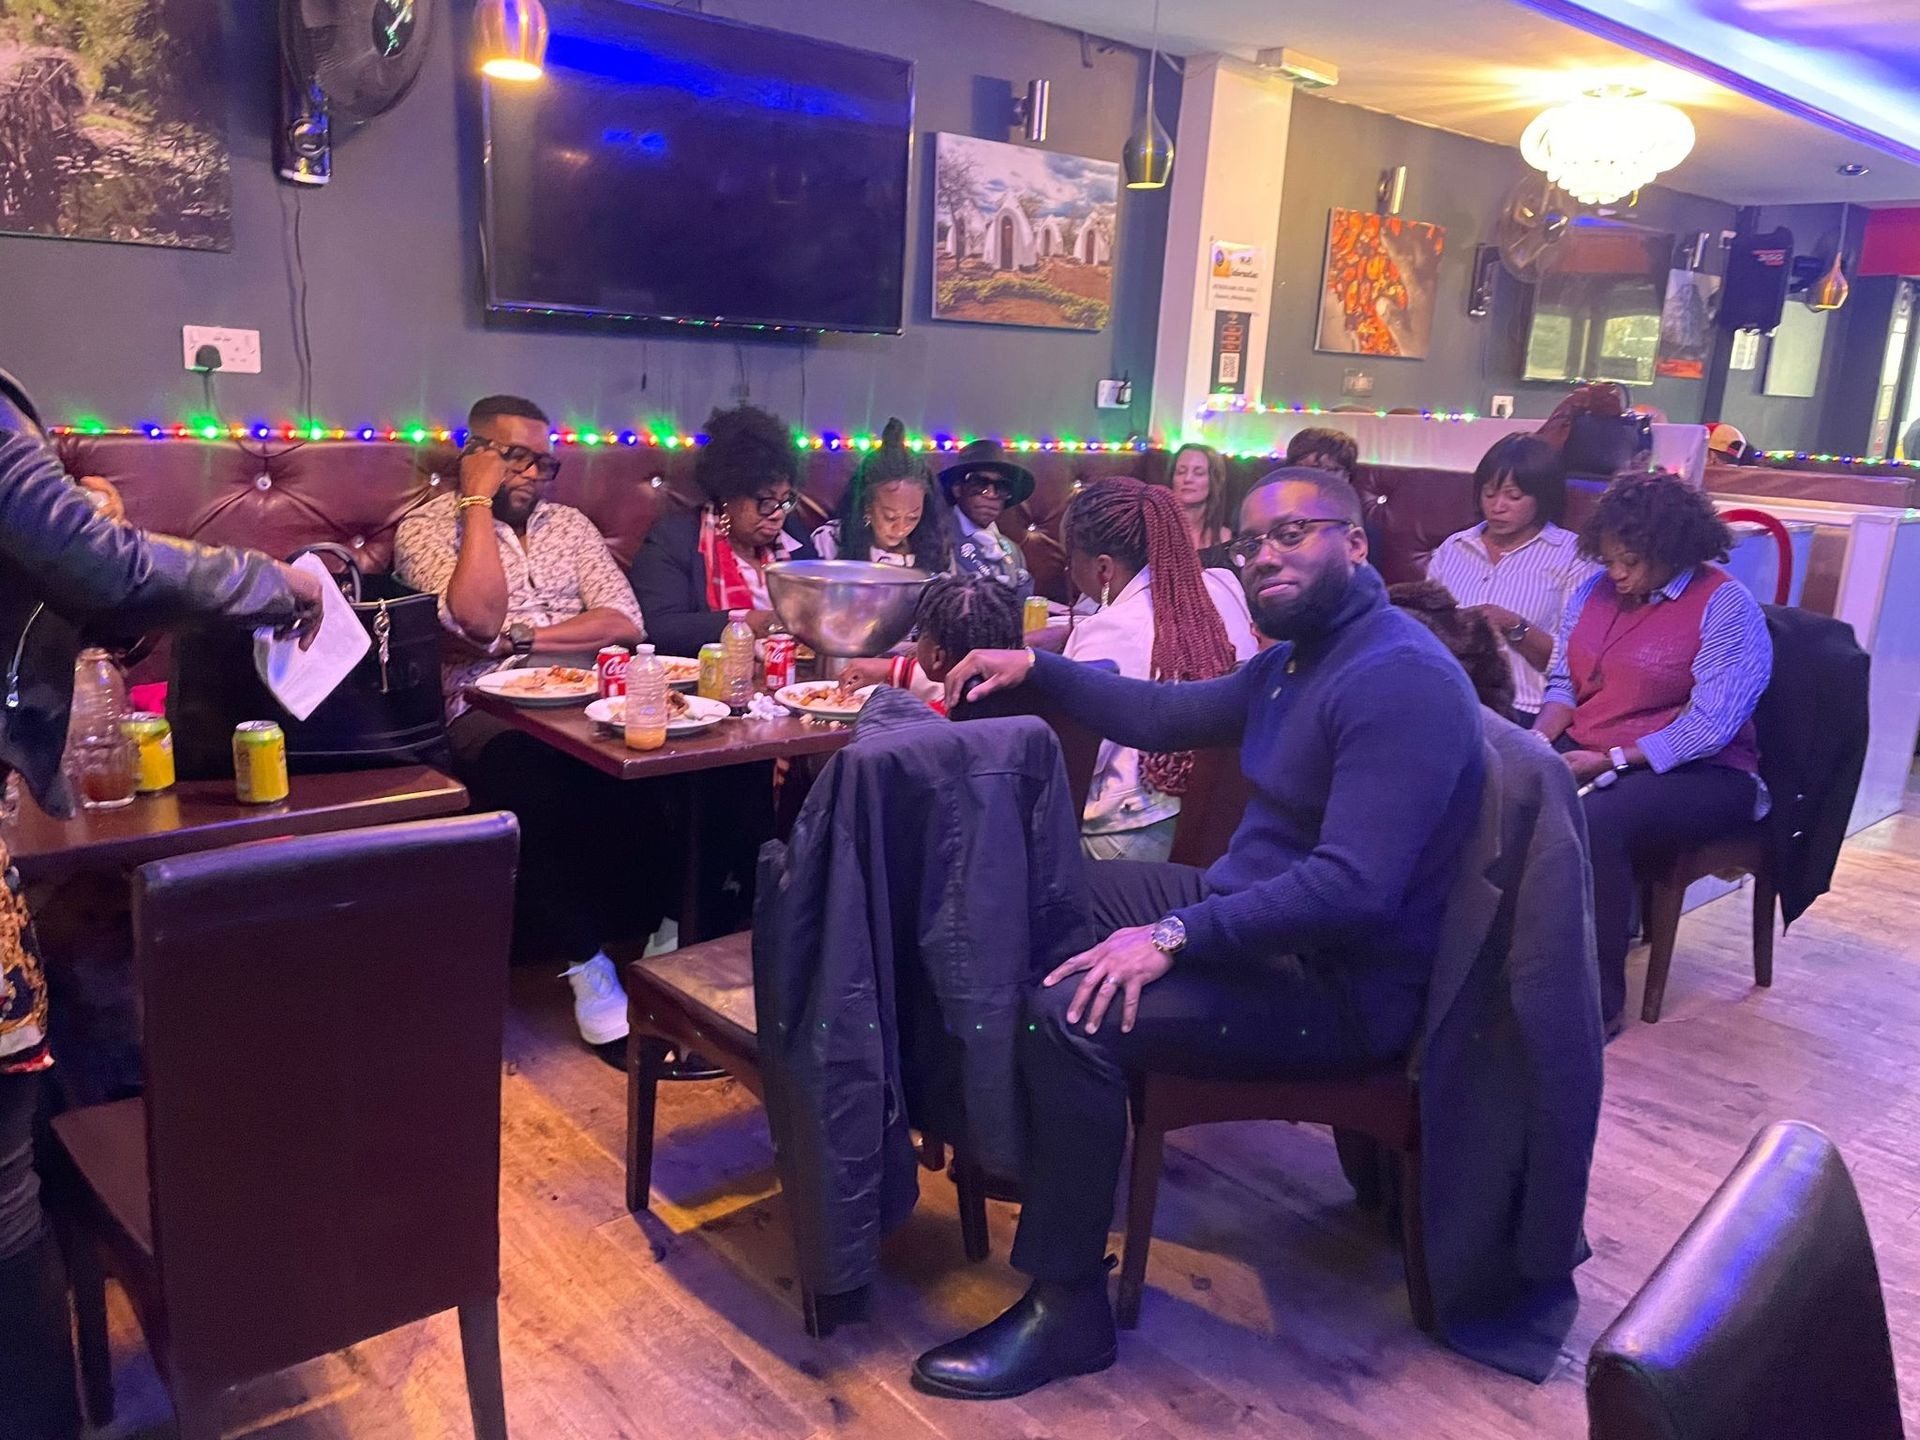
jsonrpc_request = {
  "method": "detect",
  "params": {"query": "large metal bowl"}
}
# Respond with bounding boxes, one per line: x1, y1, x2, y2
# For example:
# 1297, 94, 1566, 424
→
765, 559, 932, 657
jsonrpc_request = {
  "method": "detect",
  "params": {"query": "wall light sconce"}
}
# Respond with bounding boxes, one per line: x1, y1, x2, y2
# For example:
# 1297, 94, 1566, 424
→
1012, 79, 1050, 143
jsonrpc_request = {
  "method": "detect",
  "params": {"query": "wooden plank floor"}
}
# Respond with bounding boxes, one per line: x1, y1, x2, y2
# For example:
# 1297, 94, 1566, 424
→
92, 800, 1920, 1438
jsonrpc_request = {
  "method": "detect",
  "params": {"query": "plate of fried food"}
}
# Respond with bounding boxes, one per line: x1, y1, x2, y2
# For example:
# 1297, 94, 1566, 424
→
586, 690, 730, 736
657, 655, 702, 690
473, 665, 599, 706
775, 680, 879, 723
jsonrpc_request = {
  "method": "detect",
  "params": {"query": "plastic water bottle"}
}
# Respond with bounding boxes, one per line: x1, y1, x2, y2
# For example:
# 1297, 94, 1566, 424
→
722, 609, 754, 713
624, 644, 668, 751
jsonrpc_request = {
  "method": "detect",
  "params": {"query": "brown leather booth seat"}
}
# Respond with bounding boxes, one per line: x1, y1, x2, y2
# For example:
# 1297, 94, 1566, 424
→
53, 435, 1509, 603
1707, 461, 1919, 510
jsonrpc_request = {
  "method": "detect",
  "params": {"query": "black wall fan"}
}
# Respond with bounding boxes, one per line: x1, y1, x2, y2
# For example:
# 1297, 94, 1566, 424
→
278, 0, 436, 184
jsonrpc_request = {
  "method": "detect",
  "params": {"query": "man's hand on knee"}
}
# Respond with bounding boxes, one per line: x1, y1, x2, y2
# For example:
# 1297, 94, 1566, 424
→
1044, 926, 1173, 1035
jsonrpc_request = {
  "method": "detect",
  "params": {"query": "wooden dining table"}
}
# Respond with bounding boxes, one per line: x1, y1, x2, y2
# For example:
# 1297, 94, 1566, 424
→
3, 764, 471, 884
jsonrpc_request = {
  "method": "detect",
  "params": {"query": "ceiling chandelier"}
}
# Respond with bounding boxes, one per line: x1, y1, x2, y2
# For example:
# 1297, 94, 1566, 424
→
1519, 86, 1695, 206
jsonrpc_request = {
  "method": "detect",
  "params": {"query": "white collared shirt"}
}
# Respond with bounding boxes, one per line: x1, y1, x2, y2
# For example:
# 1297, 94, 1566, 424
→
1064, 566, 1260, 833
1425, 521, 1597, 714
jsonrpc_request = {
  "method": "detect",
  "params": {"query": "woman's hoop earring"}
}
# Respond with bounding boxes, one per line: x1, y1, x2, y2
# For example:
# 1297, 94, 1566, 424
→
716, 506, 732, 539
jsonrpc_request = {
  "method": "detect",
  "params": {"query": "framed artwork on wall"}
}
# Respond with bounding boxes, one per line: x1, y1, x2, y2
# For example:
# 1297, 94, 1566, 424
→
932, 132, 1118, 332
0, 0, 232, 250
1315, 207, 1446, 360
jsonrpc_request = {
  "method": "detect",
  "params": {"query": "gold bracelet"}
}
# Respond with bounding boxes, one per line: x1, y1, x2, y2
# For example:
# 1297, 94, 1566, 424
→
455, 494, 493, 513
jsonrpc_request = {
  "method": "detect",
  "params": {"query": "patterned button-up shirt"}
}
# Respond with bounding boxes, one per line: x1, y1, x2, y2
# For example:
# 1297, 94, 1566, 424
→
394, 493, 645, 720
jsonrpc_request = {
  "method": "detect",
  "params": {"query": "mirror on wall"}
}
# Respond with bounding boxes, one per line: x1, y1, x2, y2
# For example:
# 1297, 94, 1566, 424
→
1523, 219, 1676, 385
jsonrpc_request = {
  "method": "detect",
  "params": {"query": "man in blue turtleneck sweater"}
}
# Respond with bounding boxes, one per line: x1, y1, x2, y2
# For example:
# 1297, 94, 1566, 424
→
915, 466, 1486, 1401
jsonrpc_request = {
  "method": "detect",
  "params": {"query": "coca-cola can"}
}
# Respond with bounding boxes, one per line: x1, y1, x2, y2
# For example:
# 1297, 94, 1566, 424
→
763, 633, 797, 693
596, 646, 631, 699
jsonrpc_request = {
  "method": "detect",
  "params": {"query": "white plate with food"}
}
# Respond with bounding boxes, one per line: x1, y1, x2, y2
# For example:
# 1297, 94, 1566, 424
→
655, 655, 702, 690
473, 665, 599, 706
586, 691, 730, 737
775, 681, 879, 723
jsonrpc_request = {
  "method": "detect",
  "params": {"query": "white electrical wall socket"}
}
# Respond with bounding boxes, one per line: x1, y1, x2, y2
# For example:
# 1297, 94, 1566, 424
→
1490, 394, 1516, 419
1096, 379, 1132, 409
183, 326, 262, 374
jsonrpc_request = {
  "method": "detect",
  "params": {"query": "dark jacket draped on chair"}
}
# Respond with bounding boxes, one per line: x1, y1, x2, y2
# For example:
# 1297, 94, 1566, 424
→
751, 688, 1093, 1299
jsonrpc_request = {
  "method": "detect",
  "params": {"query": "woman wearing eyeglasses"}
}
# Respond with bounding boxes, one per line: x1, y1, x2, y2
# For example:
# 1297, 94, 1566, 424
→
939, 440, 1035, 600
630, 404, 813, 655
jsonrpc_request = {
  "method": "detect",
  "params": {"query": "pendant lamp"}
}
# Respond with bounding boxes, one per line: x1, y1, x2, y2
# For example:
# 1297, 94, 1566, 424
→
1124, 0, 1173, 190
1809, 209, 1851, 313
476, 0, 549, 82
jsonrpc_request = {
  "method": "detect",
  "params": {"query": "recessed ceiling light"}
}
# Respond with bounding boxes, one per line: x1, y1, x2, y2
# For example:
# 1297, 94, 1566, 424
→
1838, 163, 1870, 177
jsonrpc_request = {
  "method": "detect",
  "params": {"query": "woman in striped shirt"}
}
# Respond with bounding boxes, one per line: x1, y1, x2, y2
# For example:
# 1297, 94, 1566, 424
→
1426, 435, 1595, 726
1537, 471, 1773, 1032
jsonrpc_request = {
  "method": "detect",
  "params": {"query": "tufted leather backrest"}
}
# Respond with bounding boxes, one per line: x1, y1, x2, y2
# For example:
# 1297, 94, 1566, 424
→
54, 437, 1505, 597
1587, 1120, 1905, 1440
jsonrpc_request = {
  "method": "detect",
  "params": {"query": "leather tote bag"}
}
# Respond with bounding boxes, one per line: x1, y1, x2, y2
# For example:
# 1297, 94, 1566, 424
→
169, 544, 450, 778
1561, 383, 1653, 478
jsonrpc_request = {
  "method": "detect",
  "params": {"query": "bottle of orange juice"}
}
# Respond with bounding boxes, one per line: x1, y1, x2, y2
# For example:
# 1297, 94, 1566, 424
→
624, 644, 668, 751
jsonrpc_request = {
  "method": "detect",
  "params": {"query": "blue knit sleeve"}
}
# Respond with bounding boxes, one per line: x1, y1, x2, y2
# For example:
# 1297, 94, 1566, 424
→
1171, 651, 1482, 965
1028, 647, 1256, 752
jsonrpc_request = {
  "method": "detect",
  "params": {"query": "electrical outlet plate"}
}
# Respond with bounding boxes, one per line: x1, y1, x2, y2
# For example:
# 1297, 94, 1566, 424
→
1490, 394, 1516, 419
1096, 379, 1132, 409
183, 326, 261, 374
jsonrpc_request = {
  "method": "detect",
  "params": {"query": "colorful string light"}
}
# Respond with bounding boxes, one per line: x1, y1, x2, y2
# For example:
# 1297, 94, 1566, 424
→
1199, 397, 1484, 423
1763, 450, 1917, 469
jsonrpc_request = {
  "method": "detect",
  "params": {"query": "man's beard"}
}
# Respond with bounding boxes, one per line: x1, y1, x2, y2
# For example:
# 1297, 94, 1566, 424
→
1247, 563, 1351, 642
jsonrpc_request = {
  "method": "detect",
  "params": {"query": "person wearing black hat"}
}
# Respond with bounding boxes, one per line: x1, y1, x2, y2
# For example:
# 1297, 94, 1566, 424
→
813, 418, 951, 572
940, 440, 1035, 601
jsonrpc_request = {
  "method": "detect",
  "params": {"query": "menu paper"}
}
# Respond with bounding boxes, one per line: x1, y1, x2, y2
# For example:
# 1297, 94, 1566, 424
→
252, 553, 372, 722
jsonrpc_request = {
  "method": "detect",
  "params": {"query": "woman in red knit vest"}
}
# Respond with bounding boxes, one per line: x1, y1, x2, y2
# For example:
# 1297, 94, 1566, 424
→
1535, 472, 1774, 1033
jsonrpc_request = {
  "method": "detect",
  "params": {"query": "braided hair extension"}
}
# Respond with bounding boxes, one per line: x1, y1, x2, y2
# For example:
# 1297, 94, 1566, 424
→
1063, 477, 1238, 795
914, 573, 1023, 659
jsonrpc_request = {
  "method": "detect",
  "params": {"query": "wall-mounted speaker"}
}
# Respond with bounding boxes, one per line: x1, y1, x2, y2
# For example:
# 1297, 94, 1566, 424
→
1468, 244, 1500, 319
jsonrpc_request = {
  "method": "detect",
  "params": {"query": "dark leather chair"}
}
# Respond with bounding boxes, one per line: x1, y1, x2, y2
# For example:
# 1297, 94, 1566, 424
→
1636, 829, 1774, 1023
47, 813, 521, 1440
1588, 1120, 1904, 1440
624, 700, 1102, 1335
1118, 745, 1432, 1335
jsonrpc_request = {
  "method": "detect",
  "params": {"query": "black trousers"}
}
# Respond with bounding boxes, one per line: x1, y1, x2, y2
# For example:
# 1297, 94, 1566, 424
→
448, 710, 681, 966
1581, 763, 1759, 1025
0, 1070, 80, 1440
1009, 861, 1416, 1283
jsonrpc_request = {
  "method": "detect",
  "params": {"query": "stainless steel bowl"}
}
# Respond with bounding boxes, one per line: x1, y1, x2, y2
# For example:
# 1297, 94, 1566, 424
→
765, 560, 932, 657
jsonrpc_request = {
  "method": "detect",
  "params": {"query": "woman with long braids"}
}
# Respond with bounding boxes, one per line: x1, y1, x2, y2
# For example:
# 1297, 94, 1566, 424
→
1061, 477, 1258, 861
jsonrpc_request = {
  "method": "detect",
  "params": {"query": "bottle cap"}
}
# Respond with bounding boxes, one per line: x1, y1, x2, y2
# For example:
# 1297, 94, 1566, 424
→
728, 609, 748, 621
636, 644, 656, 656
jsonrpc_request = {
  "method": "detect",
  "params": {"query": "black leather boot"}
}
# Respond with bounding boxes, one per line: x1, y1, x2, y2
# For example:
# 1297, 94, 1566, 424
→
912, 1275, 1117, 1400
0, 1227, 83, 1440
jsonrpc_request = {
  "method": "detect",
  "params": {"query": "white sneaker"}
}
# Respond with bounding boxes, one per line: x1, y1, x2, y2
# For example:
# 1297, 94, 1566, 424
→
561, 952, 629, 1046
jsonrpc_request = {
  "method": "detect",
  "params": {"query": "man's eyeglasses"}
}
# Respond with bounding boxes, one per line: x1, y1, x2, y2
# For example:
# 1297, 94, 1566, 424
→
956, 475, 1015, 502
1226, 518, 1353, 568
751, 491, 799, 519
466, 436, 562, 483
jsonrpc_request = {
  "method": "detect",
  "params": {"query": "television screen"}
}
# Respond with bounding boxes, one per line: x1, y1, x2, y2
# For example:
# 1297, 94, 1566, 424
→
481, 1, 913, 333
1523, 220, 1674, 386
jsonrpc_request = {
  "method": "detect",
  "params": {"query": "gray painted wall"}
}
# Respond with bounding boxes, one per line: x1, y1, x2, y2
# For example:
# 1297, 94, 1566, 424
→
1263, 93, 1738, 423
0, 0, 1169, 439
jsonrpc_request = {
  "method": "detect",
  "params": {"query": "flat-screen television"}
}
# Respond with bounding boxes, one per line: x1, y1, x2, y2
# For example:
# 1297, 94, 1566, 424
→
481, 1, 914, 334
1523, 219, 1675, 386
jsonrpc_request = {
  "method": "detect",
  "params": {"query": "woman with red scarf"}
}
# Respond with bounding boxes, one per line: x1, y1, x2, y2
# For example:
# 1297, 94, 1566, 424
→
629, 404, 813, 656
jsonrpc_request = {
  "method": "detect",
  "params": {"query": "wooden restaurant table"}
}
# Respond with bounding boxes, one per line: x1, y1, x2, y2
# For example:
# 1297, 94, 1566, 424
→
2, 764, 471, 884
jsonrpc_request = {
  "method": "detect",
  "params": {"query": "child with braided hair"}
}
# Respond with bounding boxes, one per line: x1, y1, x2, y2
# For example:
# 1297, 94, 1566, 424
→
1061, 477, 1258, 861
839, 574, 1023, 714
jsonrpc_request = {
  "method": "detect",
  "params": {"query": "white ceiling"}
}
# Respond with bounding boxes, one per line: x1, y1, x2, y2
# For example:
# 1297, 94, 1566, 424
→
979, 0, 1920, 206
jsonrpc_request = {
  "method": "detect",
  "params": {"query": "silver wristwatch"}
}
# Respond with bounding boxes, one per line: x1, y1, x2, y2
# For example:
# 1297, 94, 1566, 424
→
1150, 916, 1187, 955
1504, 619, 1530, 645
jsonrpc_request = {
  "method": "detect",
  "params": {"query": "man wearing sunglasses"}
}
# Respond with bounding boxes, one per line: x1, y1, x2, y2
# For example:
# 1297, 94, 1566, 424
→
396, 395, 654, 1057
921, 467, 1485, 1400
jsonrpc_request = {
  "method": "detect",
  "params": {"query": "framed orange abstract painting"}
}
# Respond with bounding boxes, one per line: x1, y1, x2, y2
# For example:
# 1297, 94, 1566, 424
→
1315, 208, 1445, 359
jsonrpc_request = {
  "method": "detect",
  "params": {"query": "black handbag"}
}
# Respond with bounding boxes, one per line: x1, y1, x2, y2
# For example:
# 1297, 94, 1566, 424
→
168, 544, 450, 778
1563, 383, 1654, 477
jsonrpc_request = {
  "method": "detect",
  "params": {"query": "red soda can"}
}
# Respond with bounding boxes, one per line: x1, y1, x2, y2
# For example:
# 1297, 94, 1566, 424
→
596, 645, 631, 699
763, 632, 797, 693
